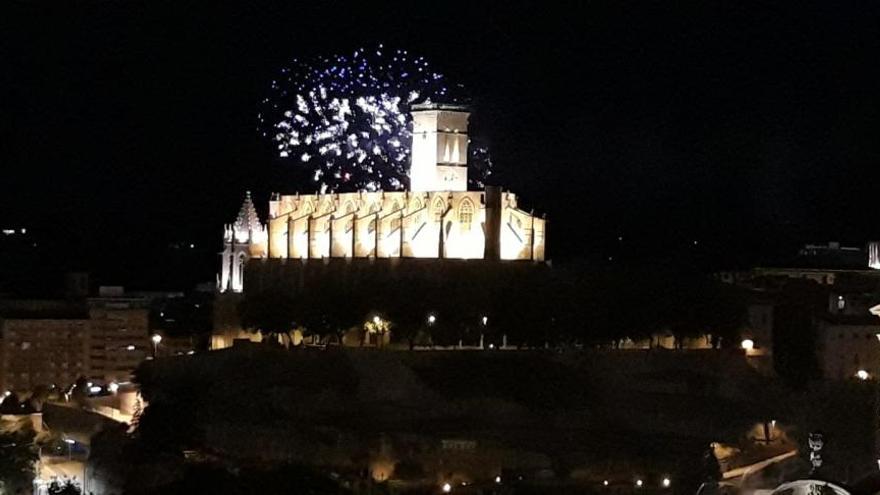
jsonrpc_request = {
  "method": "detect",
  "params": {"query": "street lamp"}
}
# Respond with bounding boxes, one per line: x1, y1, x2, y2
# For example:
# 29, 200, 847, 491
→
151, 334, 162, 358
741, 339, 755, 351
857, 369, 870, 381
427, 314, 436, 325
481, 316, 488, 326
442, 482, 452, 493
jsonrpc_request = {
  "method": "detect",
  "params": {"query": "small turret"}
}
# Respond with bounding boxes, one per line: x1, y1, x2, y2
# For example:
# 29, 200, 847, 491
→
219, 191, 267, 293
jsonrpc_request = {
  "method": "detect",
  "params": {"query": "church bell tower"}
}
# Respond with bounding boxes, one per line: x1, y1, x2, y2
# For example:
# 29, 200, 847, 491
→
409, 102, 469, 192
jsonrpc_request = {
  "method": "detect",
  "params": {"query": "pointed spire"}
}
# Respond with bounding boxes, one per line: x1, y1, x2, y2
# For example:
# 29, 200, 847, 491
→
233, 191, 262, 242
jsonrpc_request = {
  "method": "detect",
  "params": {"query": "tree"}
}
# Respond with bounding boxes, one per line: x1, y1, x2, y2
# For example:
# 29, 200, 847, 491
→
239, 288, 298, 346
48, 479, 83, 495
0, 429, 38, 495
71, 376, 92, 409
385, 279, 432, 349
0, 392, 22, 414
296, 275, 366, 346
773, 279, 825, 387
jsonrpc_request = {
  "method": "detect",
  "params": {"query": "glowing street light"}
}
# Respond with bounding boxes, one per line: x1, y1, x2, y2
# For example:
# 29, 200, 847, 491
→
741, 339, 755, 351
603, 480, 609, 487
495, 476, 502, 484
857, 369, 870, 381
662, 478, 671, 488
108, 382, 119, 394
481, 316, 488, 326
442, 482, 452, 493
636, 479, 643, 488
373, 315, 382, 325
151, 334, 162, 358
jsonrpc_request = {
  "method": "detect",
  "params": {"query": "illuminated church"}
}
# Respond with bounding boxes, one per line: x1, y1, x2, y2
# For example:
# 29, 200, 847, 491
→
219, 103, 548, 293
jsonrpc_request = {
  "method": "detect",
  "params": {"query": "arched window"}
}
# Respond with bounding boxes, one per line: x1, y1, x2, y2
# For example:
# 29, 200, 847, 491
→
432, 197, 446, 222
321, 201, 333, 214
411, 197, 424, 211
343, 200, 355, 215
237, 253, 246, 283
458, 199, 474, 230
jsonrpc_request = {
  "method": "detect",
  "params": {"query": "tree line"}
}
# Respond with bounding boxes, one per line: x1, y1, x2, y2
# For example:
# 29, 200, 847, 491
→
239, 261, 749, 350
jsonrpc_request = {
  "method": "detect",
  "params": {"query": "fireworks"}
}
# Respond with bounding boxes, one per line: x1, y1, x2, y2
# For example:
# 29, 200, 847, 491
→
259, 46, 491, 192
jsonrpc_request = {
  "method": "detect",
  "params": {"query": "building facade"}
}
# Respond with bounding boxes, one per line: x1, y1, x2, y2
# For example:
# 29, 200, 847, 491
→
218, 103, 548, 293
0, 296, 150, 392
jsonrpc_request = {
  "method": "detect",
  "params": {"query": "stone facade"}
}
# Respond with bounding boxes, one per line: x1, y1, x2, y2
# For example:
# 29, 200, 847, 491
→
218, 103, 547, 294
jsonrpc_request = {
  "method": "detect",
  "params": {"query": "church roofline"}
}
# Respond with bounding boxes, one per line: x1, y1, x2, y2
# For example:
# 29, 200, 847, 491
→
411, 101, 469, 112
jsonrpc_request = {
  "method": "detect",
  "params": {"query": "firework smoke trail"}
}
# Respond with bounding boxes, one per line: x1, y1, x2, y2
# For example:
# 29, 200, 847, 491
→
259, 46, 491, 192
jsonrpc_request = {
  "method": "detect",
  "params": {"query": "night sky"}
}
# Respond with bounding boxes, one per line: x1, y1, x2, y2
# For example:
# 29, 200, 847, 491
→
3, 2, 880, 288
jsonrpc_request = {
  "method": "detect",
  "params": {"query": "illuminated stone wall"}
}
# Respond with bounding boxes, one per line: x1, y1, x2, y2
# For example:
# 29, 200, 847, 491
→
266, 188, 544, 262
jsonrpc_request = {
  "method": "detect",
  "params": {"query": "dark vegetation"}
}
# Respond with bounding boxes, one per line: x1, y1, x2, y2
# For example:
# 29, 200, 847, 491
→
0, 429, 38, 495
93, 348, 877, 493
240, 261, 749, 351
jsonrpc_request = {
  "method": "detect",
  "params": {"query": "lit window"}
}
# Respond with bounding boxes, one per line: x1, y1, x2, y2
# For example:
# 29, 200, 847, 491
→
837, 295, 845, 310
459, 200, 474, 229
432, 198, 446, 222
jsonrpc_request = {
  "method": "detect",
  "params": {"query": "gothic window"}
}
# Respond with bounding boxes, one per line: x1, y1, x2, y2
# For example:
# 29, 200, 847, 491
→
322, 201, 333, 214
343, 201, 355, 215
302, 202, 313, 215
412, 197, 424, 211
432, 197, 446, 222
369, 202, 380, 214
237, 254, 245, 283
459, 199, 474, 230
